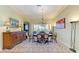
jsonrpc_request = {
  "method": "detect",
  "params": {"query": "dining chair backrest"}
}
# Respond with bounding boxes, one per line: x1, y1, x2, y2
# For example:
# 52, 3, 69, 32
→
52, 32, 57, 39
44, 34, 48, 39
37, 34, 41, 39
53, 32, 57, 36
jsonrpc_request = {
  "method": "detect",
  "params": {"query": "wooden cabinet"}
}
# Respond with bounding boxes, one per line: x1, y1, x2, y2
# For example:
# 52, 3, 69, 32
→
3, 32, 26, 49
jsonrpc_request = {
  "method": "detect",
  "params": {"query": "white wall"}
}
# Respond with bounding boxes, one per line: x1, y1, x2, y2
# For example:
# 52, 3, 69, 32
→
54, 6, 79, 52
0, 6, 24, 28
0, 27, 6, 50
0, 6, 24, 50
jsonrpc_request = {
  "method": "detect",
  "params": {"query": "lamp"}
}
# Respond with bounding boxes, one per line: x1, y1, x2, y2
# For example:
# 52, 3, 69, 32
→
4, 21, 10, 32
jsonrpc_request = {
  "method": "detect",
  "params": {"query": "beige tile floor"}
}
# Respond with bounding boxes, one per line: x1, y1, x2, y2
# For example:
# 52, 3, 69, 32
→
0, 40, 72, 53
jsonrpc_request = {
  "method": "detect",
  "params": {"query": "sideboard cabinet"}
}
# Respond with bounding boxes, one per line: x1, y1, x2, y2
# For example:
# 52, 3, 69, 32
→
3, 31, 26, 49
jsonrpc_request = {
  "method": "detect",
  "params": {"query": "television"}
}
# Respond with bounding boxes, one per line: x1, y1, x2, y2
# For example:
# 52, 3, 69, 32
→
56, 18, 65, 29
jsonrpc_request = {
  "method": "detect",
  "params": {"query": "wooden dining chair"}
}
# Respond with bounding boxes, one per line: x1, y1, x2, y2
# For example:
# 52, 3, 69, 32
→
37, 34, 42, 43
52, 32, 57, 43
48, 32, 53, 42
44, 34, 49, 44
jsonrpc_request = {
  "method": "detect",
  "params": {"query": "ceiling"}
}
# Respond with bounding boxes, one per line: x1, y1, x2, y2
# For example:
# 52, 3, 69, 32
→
11, 5, 67, 24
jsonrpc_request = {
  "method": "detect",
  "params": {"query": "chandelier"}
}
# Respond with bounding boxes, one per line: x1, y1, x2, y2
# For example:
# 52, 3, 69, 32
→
36, 5, 46, 24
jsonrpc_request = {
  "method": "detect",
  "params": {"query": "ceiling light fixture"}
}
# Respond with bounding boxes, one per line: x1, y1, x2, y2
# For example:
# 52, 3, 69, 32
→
36, 5, 46, 24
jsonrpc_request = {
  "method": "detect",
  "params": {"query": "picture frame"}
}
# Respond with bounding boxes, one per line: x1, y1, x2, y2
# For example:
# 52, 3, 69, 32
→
56, 18, 65, 29
9, 18, 19, 28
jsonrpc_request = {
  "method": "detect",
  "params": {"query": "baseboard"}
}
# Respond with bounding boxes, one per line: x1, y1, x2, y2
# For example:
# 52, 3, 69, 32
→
58, 40, 77, 53
58, 40, 70, 48
69, 48, 76, 53
0, 48, 2, 51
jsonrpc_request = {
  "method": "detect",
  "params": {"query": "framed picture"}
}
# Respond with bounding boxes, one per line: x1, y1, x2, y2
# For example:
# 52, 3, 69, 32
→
24, 23, 29, 35
24, 23, 29, 31
9, 18, 19, 28
56, 18, 65, 29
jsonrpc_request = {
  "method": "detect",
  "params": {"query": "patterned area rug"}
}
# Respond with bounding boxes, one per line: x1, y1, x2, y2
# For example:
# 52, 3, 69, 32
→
0, 40, 72, 53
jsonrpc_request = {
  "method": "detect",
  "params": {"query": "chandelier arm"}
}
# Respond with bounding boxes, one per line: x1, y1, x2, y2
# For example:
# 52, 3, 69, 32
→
36, 5, 46, 24
41, 6, 45, 24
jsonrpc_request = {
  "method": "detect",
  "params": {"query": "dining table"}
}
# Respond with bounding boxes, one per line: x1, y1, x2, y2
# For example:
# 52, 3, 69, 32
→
33, 31, 53, 43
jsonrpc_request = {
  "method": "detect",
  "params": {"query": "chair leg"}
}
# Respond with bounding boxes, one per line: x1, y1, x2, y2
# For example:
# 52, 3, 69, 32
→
44, 39, 49, 44
37, 39, 42, 43
54, 38, 57, 43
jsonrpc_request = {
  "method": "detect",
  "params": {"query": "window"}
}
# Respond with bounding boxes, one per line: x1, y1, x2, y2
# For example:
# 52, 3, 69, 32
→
33, 24, 51, 33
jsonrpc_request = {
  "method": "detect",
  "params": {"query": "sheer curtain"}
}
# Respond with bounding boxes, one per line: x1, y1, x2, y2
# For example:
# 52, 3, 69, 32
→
33, 24, 51, 33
